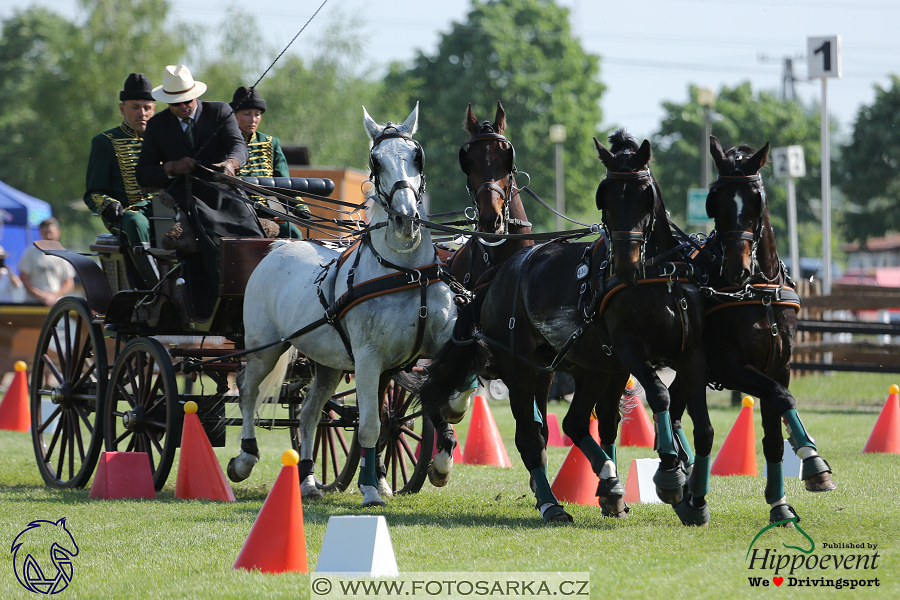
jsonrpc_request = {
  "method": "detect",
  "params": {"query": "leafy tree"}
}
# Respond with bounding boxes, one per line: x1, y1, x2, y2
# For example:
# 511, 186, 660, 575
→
836, 75, 900, 245
652, 82, 826, 257
375, 0, 605, 230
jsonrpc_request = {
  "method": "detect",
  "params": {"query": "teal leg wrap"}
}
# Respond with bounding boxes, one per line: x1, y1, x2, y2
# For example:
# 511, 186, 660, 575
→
675, 424, 695, 467
689, 455, 710, 497
782, 409, 816, 451
530, 466, 558, 506
602, 443, 617, 465
765, 462, 785, 504
533, 400, 543, 425
579, 435, 612, 474
358, 447, 378, 487
655, 411, 678, 456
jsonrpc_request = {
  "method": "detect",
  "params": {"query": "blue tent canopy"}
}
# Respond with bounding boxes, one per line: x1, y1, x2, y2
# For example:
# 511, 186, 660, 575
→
0, 180, 53, 269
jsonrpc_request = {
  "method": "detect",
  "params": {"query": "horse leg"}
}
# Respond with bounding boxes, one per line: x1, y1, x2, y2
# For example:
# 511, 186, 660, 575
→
509, 375, 572, 524
759, 396, 800, 525
355, 359, 387, 507
228, 343, 291, 482
296, 365, 344, 500
618, 348, 684, 504
592, 371, 630, 518
440, 371, 479, 424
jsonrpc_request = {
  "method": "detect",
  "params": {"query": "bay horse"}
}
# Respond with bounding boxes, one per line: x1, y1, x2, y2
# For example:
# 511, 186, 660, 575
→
421, 131, 713, 525
426, 101, 539, 487
671, 136, 835, 525
228, 104, 458, 507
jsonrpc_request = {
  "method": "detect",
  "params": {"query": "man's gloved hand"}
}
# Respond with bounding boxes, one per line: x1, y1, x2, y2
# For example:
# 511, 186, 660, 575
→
211, 158, 239, 179
102, 203, 124, 222
291, 206, 313, 220
168, 156, 196, 176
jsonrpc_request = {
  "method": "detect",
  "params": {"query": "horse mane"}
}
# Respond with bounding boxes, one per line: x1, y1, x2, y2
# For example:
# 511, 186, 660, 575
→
607, 129, 640, 154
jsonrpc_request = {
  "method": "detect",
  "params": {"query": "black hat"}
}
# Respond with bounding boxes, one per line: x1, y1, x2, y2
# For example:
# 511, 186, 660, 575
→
120, 73, 154, 101
231, 86, 267, 113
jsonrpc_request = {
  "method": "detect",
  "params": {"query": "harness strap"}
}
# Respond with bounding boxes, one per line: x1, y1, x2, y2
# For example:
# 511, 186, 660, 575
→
507, 243, 549, 357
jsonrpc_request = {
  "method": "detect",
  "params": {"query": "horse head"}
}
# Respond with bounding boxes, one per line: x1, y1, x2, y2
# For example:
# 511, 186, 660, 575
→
460, 101, 516, 240
363, 103, 425, 254
594, 130, 660, 287
708, 135, 771, 285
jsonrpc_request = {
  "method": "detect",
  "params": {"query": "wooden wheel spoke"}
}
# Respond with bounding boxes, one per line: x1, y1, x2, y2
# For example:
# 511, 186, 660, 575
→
141, 355, 157, 405
399, 426, 422, 442
67, 414, 76, 479
49, 329, 67, 378
145, 419, 167, 431
398, 408, 425, 423
125, 361, 140, 401
113, 429, 131, 447
334, 427, 350, 455
37, 405, 63, 434
145, 441, 156, 472
139, 354, 155, 405
148, 432, 164, 455
399, 435, 417, 463
73, 403, 94, 434
73, 415, 86, 462
327, 429, 340, 480
70, 316, 84, 380
126, 434, 136, 452
63, 314, 73, 377
41, 353, 66, 388
72, 361, 98, 395
45, 414, 64, 464
55, 413, 68, 479
116, 381, 136, 409
145, 386, 166, 414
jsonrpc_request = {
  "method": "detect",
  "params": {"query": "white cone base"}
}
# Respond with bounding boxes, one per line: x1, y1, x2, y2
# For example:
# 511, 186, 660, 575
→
623, 458, 662, 504
315, 515, 398, 577
762, 440, 802, 478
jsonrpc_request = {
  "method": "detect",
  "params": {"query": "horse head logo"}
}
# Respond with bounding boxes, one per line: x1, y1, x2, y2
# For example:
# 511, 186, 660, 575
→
11, 518, 79, 595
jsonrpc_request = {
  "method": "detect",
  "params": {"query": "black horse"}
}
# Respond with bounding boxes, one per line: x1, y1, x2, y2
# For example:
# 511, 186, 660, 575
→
421, 131, 713, 525
425, 102, 540, 488
671, 136, 835, 525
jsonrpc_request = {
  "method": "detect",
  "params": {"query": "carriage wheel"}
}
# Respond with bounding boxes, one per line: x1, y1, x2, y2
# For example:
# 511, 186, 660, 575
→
289, 387, 360, 493
30, 297, 108, 489
376, 377, 434, 495
104, 338, 181, 490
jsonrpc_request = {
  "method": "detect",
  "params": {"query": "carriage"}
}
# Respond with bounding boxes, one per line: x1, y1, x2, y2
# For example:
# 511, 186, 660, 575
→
28, 175, 433, 495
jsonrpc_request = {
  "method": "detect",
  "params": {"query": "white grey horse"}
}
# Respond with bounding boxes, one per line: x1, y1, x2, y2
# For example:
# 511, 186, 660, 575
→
228, 104, 458, 507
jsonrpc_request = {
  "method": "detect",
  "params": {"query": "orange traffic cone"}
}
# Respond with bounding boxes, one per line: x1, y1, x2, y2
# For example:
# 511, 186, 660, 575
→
175, 401, 235, 501
415, 425, 463, 462
550, 419, 601, 505
711, 396, 757, 476
233, 450, 308, 573
863, 384, 900, 454
0, 361, 30, 432
619, 379, 654, 448
462, 395, 512, 467
545, 412, 564, 447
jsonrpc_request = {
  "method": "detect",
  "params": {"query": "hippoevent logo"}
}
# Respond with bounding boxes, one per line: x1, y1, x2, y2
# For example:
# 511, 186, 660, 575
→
745, 517, 881, 590
10, 518, 79, 595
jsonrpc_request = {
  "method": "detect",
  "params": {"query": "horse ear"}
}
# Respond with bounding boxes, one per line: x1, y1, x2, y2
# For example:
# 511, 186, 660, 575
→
464, 104, 479, 136
710, 135, 727, 173
594, 137, 615, 169
744, 141, 770, 174
493, 101, 507, 135
362, 106, 382, 141
401, 101, 419, 136
636, 139, 652, 168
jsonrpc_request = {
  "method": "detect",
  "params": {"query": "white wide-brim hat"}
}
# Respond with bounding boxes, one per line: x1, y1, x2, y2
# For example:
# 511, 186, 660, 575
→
151, 64, 208, 103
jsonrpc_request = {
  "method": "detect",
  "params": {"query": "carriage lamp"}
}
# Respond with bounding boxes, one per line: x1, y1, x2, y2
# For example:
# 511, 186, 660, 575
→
549, 125, 567, 231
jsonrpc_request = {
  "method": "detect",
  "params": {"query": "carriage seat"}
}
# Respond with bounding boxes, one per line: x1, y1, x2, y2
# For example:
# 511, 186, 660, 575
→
237, 176, 335, 197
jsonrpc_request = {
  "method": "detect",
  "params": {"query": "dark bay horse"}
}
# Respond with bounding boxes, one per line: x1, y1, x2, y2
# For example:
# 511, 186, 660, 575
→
421, 131, 713, 525
426, 102, 539, 487
671, 136, 835, 525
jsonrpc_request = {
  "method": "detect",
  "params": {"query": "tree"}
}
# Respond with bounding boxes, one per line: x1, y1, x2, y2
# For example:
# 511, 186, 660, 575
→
836, 75, 900, 244
375, 0, 605, 230
652, 82, 826, 256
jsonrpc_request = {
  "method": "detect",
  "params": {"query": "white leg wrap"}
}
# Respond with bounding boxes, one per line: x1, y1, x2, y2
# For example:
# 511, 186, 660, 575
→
769, 496, 787, 508
796, 446, 819, 460
538, 502, 557, 518
599, 459, 617, 479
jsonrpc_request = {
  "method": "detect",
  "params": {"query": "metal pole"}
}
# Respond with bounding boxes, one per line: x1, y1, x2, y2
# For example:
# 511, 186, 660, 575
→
555, 141, 564, 231
787, 176, 801, 281
821, 77, 832, 295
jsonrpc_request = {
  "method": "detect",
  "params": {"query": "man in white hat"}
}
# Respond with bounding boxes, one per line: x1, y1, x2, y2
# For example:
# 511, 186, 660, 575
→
136, 65, 263, 310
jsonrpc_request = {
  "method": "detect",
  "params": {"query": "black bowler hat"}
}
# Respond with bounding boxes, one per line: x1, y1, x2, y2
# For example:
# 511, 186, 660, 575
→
231, 86, 267, 113
120, 73, 154, 101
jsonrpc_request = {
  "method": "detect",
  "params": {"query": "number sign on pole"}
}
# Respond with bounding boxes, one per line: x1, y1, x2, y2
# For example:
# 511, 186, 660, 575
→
808, 35, 841, 295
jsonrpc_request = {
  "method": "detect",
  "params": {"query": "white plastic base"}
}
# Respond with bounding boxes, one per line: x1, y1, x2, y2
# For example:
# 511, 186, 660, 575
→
315, 515, 399, 577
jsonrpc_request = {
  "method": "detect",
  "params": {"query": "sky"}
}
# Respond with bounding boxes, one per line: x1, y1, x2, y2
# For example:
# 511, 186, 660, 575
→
2, 0, 898, 142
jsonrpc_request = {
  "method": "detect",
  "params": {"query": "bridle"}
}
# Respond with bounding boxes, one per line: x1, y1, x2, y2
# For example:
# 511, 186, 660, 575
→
707, 170, 772, 281
599, 157, 662, 278
367, 125, 426, 212
458, 122, 529, 247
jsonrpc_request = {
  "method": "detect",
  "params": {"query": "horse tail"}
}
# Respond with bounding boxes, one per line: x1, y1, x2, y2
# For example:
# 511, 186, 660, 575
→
255, 346, 298, 408
419, 291, 488, 414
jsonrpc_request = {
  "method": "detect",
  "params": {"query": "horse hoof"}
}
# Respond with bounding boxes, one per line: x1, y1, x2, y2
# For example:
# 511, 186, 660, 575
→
377, 476, 394, 499
596, 476, 626, 497
653, 467, 686, 505
427, 461, 451, 487
674, 493, 710, 526
360, 484, 386, 507
599, 496, 630, 519
770, 503, 799, 526
539, 503, 574, 524
301, 475, 324, 501
226, 457, 252, 483
803, 469, 836, 493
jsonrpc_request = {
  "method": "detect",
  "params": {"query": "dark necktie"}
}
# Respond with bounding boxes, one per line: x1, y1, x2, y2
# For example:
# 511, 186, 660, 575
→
182, 117, 194, 146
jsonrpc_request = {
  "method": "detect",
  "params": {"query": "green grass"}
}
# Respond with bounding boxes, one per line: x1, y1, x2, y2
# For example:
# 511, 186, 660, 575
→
1, 373, 898, 599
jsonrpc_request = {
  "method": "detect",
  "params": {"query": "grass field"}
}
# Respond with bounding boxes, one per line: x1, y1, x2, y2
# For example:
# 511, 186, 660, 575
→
1, 372, 898, 599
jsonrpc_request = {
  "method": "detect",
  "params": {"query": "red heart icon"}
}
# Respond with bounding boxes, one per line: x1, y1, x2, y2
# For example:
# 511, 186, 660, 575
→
773, 577, 784, 587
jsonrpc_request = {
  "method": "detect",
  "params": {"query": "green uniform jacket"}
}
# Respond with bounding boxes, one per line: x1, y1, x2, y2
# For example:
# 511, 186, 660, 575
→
84, 122, 152, 222
237, 131, 289, 178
